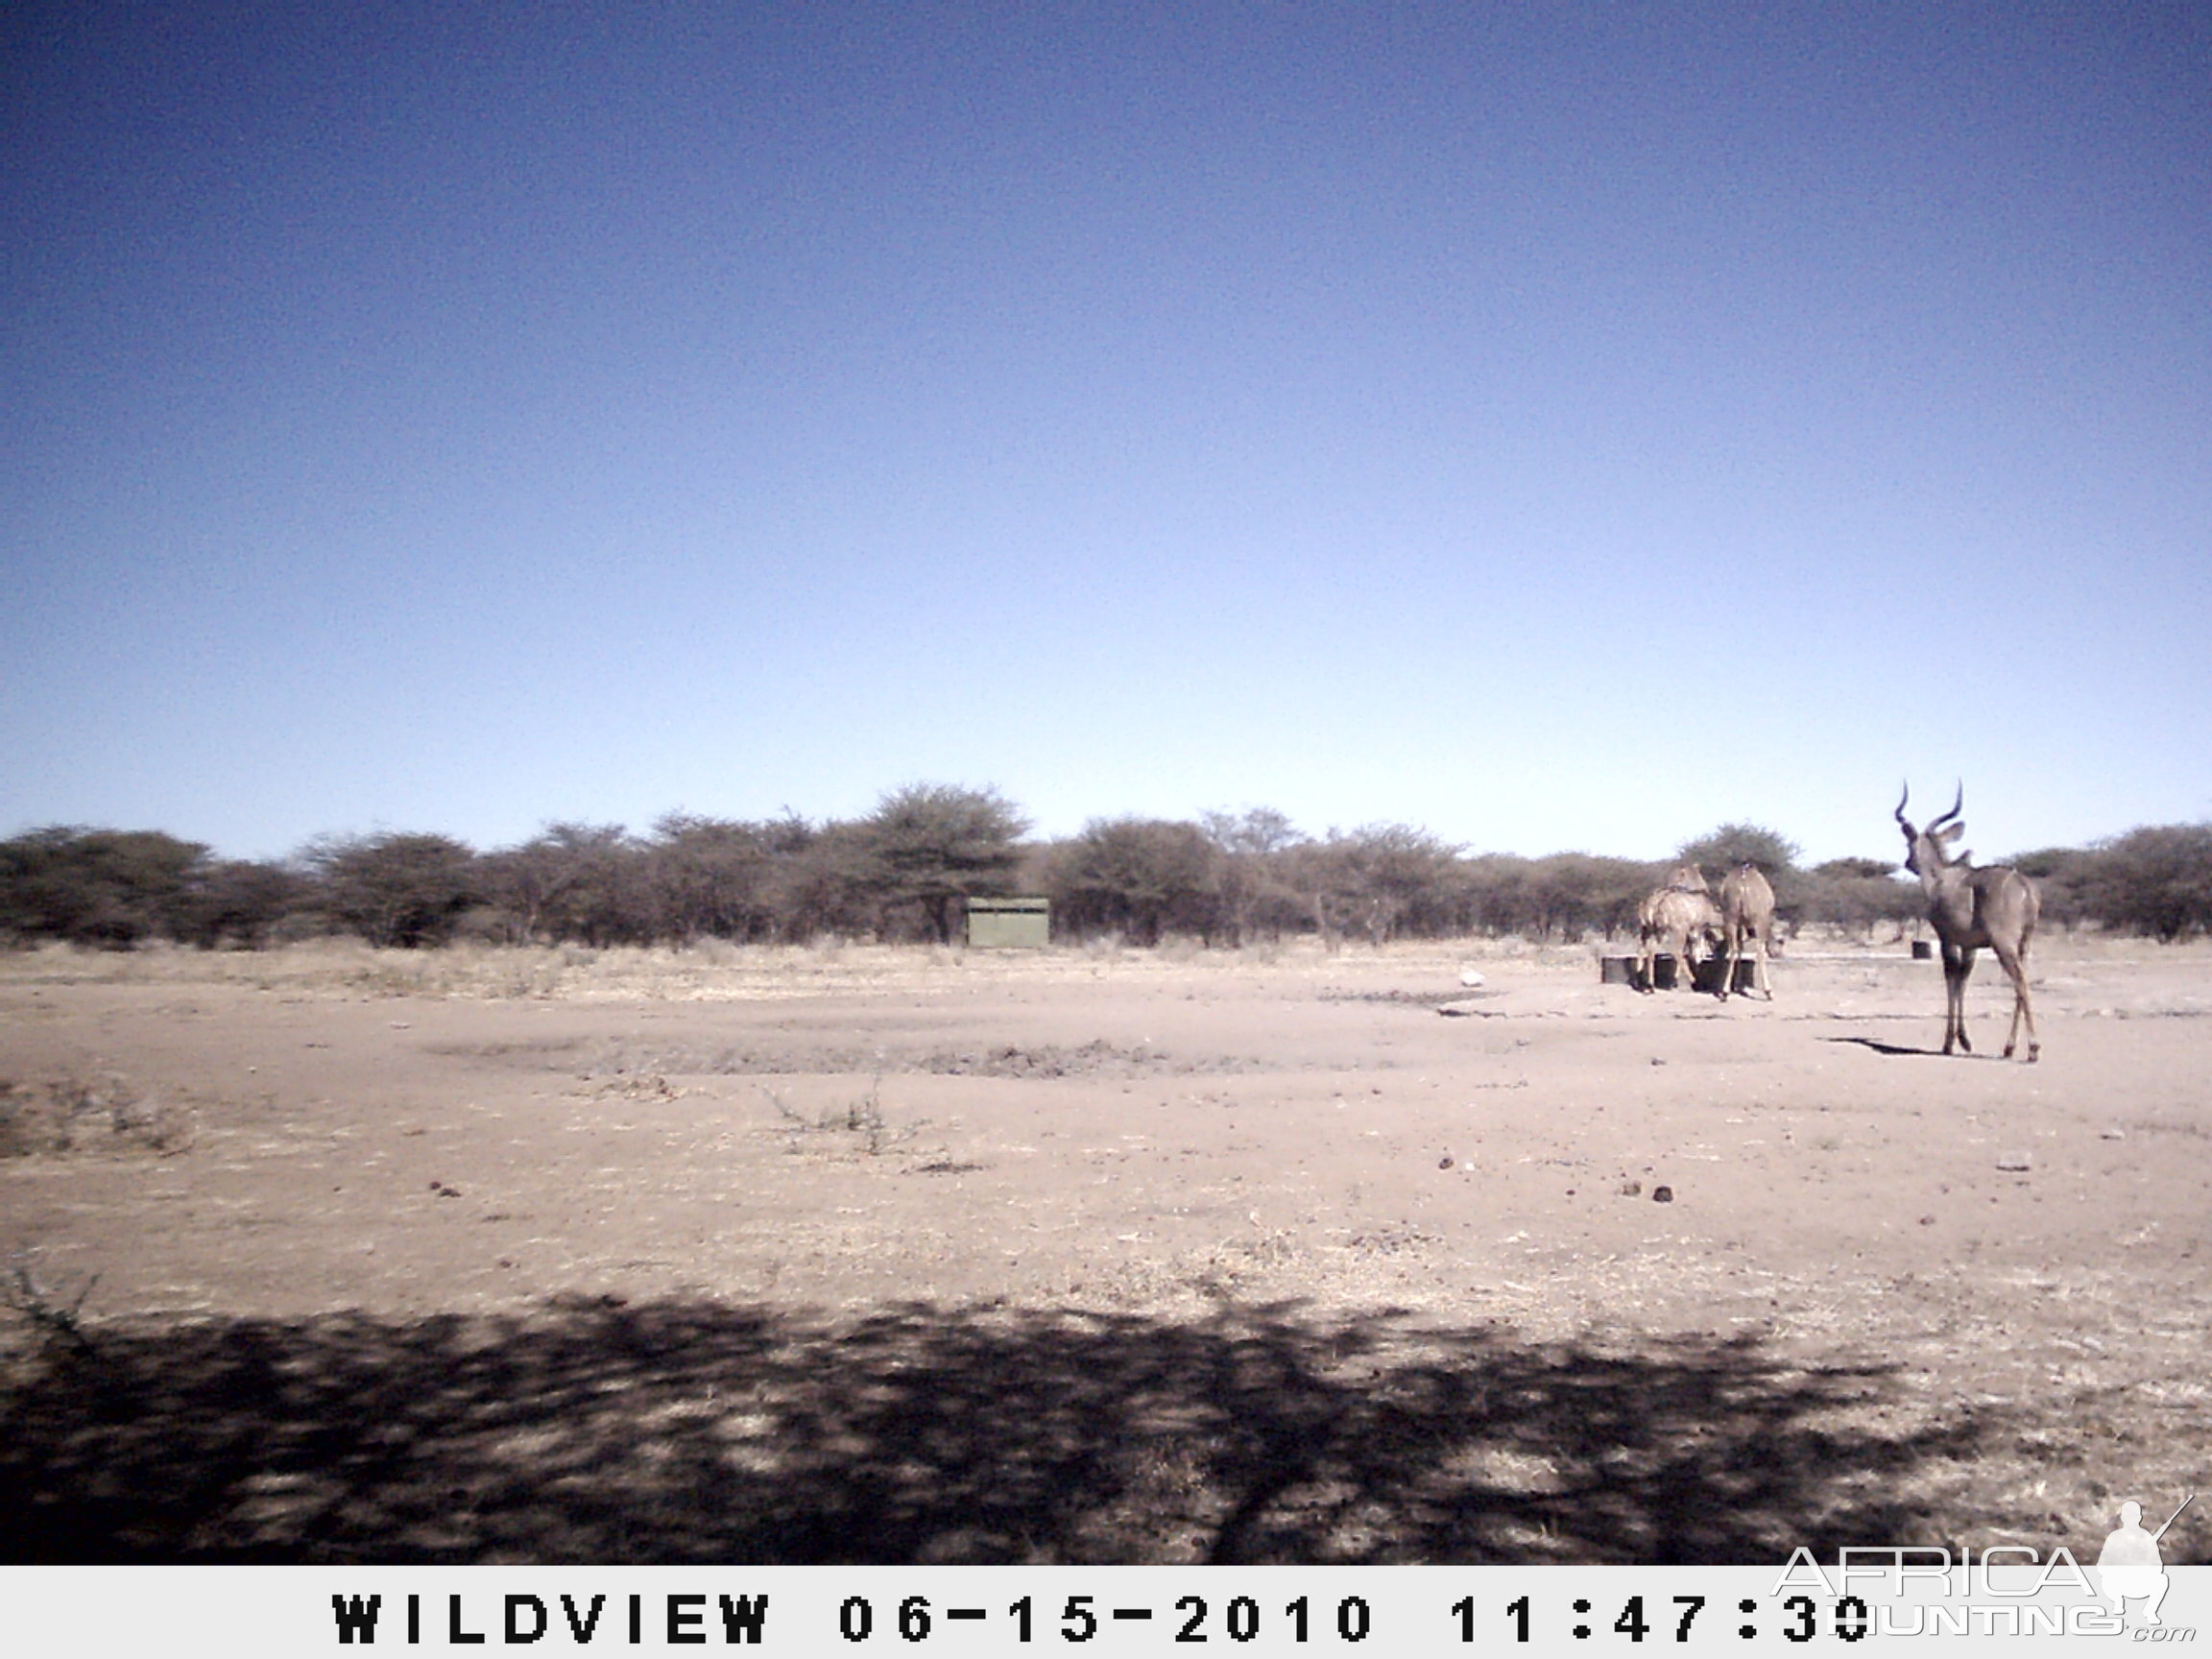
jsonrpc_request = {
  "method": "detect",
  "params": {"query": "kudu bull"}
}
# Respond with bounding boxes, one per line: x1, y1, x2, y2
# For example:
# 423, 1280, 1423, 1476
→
1895, 784, 2041, 1061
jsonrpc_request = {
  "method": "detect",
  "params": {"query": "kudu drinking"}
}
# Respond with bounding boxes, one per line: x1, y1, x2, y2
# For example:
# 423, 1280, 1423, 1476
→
1637, 864, 1721, 994
1895, 784, 2041, 1061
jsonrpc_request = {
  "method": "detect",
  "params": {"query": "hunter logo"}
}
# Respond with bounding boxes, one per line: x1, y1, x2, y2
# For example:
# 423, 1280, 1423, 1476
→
2098, 1495, 2194, 1628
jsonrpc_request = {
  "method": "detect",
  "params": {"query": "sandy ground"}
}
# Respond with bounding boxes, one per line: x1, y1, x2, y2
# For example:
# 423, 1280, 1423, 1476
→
1, 934, 2206, 1564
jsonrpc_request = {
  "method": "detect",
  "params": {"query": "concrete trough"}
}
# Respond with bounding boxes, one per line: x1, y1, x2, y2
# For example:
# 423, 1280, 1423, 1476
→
1601, 954, 1762, 994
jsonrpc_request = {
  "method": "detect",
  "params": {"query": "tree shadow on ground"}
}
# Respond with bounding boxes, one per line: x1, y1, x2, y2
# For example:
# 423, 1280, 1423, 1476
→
1, 1298, 2004, 1564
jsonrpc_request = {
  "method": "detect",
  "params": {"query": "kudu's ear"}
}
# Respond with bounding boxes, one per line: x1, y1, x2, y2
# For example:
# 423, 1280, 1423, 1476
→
1936, 822, 1965, 849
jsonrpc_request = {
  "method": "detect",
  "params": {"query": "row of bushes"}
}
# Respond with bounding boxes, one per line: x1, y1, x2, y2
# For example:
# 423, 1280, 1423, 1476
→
6, 788, 2210, 951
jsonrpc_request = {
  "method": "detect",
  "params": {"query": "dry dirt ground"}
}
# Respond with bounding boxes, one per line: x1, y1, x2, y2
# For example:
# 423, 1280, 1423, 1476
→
2, 935, 2206, 1565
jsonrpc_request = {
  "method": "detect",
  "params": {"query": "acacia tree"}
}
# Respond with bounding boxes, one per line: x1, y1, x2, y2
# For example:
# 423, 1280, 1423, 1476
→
174, 858, 309, 949
775, 818, 880, 941
1675, 823, 1803, 928
1459, 854, 1535, 936
1519, 853, 1648, 941
1284, 824, 1463, 948
1201, 808, 1308, 945
0, 827, 211, 947
2083, 824, 2212, 941
1342, 824, 1466, 942
1675, 823, 1801, 878
2010, 846, 2099, 932
1047, 818, 1220, 945
311, 832, 478, 949
854, 784, 1030, 944
481, 824, 650, 945
1791, 857, 1920, 937
646, 812, 808, 943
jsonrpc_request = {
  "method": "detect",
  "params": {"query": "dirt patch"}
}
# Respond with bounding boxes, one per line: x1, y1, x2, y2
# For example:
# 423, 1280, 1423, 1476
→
1321, 987, 1497, 1007
922, 1039, 1200, 1078
554, 1036, 1261, 1079
1, 935, 2207, 1564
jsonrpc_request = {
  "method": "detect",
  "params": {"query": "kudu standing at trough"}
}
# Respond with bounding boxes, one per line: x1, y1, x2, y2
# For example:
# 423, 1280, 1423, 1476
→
1717, 863, 1776, 1000
1895, 784, 2041, 1061
1637, 864, 1721, 993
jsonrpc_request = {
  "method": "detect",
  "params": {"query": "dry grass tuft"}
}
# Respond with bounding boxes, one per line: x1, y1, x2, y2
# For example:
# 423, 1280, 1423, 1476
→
0, 1074, 192, 1158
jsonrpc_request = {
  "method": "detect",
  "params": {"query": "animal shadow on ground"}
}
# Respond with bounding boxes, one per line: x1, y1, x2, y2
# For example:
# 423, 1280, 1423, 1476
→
1, 1299, 2002, 1564
1826, 1036, 1946, 1059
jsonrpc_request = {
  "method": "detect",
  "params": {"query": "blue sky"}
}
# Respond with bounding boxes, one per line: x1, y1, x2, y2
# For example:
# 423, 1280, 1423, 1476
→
6, 3, 2208, 866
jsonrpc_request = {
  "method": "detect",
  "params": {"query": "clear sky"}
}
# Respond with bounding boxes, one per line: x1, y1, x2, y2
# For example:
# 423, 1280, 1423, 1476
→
6, 4, 2208, 867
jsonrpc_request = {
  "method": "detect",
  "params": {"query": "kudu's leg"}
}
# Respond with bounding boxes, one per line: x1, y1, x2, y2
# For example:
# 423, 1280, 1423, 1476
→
1942, 944, 1976, 1054
1724, 926, 1752, 999
1993, 942, 2039, 1062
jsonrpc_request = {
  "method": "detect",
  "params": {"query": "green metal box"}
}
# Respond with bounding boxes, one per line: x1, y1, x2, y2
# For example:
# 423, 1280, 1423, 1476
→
966, 896, 1049, 949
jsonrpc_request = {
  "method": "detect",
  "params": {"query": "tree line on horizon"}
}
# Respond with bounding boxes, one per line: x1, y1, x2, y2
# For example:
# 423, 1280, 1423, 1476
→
4, 783, 2210, 952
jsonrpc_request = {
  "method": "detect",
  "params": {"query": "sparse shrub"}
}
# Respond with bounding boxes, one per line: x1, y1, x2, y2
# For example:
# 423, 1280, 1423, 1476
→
2, 1254, 102, 1359
757, 1077, 922, 1157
